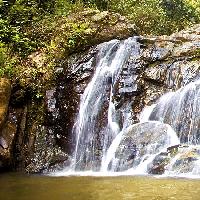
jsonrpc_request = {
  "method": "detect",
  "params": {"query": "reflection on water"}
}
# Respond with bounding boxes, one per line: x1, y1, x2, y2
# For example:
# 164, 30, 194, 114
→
0, 173, 200, 200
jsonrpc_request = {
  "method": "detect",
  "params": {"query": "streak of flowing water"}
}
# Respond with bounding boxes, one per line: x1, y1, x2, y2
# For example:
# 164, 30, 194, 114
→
103, 121, 179, 173
139, 104, 156, 123
72, 37, 140, 171
147, 80, 200, 177
149, 80, 200, 144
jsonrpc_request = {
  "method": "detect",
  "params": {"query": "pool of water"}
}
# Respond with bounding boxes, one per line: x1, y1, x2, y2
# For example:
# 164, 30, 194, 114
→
0, 173, 200, 200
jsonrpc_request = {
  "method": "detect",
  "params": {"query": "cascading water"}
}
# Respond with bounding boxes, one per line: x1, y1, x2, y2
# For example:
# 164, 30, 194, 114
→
71, 37, 140, 171
57, 36, 200, 178
101, 79, 200, 176
149, 80, 200, 144
148, 80, 200, 177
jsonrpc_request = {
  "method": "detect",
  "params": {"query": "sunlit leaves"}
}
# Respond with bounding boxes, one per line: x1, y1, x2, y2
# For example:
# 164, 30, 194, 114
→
106, 0, 200, 35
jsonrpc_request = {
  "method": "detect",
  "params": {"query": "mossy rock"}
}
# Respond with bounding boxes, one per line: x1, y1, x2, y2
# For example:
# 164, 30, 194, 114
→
0, 78, 11, 129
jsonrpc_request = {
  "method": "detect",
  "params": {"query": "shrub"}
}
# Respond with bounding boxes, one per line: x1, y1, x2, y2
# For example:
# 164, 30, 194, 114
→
107, 0, 200, 35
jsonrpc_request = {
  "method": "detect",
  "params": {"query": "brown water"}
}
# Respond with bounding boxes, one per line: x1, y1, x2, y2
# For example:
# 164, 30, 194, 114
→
0, 173, 200, 200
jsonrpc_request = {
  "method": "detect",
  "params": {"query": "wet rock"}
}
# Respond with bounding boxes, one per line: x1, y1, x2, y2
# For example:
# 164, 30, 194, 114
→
148, 145, 200, 175
8, 98, 69, 173
167, 144, 180, 155
169, 24, 200, 41
110, 122, 178, 171
164, 60, 200, 89
147, 145, 180, 175
25, 125, 68, 173
172, 41, 200, 58
48, 49, 97, 155
147, 152, 170, 175
144, 62, 169, 86
0, 137, 8, 149
168, 146, 200, 174
144, 60, 200, 90
141, 39, 174, 62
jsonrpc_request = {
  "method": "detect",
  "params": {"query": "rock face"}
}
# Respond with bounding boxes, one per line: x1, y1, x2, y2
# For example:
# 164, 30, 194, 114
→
1, 11, 137, 173
2, 21, 200, 173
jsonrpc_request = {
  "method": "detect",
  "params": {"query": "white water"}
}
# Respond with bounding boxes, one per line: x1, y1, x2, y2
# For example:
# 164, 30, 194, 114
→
139, 104, 156, 123
149, 80, 200, 144
102, 121, 180, 173
147, 80, 200, 177
101, 131, 123, 172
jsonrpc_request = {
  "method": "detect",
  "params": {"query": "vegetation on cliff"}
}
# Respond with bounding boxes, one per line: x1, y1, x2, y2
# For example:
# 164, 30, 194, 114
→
0, 0, 200, 96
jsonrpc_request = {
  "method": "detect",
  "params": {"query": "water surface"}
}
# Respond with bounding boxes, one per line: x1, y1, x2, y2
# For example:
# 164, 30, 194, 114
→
0, 173, 200, 200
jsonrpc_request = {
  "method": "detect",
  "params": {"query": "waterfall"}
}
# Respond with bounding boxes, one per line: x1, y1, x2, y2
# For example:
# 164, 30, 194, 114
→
56, 36, 200, 178
100, 79, 200, 176
147, 80, 200, 177
72, 37, 140, 171
149, 80, 200, 144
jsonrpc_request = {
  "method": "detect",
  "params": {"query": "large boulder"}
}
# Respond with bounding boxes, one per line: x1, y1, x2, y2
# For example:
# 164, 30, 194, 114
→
108, 122, 179, 172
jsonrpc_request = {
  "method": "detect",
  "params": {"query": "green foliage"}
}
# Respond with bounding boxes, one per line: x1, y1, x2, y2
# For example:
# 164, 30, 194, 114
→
0, 42, 15, 78
1, 0, 199, 59
82, 0, 108, 9
107, 0, 200, 35
0, 19, 37, 56
67, 22, 93, 48
44, 16, 97, 59
160, 0, 199, 32
0, 0, 199, 88
54, 0, 83, 16
0, 1, 40, 56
